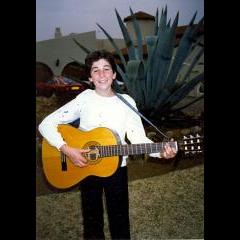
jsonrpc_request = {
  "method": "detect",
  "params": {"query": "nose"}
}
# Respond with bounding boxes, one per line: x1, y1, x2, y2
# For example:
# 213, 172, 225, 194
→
98, 69, 105, 78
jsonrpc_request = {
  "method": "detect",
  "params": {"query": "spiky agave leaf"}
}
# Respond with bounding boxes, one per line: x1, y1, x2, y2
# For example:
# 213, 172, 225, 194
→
190, 17, 204, 44
159, 14, 178, 86
159, 72, 204, 112
149, 86, 172, 116
145, 35, 158, 98
145, 36, 158, 65
180, 47, 204, 84
172, 72, 204, 103
152, 12, 179, 98
126, 60, 146, 107
114, 8, 136, 60
157, 6, 167, 35
96, 23, 127, 71
165, 12, 198, 89
172, 94, 204, 113
112, 79, 125, 93
129, 7, 143, 61
154, 8, 159, 35
155, 46, 204, 112
116, 65, 133, 95
167, 18, 171, 28
72, 38, 92, 54
148, 87, 173, 117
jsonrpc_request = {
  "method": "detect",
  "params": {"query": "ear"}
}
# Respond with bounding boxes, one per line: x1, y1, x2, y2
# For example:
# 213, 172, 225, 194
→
89, 77, 92, 82
112, 72, 116, 80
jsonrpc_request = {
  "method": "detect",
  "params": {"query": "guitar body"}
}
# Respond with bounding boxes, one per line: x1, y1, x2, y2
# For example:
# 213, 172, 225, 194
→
42, 125, 120, 189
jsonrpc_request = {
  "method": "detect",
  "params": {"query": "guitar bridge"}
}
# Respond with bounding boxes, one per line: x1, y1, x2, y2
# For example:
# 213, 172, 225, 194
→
61, 152, 67, 171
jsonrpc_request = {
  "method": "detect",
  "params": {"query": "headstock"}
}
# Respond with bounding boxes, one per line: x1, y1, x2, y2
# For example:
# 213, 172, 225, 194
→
178, 133, 203, 155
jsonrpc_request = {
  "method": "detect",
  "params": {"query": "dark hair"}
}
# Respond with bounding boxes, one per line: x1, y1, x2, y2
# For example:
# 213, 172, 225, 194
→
85, 50, 117, 77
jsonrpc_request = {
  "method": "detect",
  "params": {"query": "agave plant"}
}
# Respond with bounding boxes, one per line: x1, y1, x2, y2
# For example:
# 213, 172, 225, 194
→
73, 6, 204, 121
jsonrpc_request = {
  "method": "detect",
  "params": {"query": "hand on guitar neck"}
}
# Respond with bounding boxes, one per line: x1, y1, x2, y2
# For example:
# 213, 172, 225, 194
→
160, 140, 178, 159
60, 144, 91, 167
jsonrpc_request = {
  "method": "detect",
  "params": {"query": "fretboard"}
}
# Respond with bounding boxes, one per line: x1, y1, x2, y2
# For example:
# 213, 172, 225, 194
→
97, 142, 177, 157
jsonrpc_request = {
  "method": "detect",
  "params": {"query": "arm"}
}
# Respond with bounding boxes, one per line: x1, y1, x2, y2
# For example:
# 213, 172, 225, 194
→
38, 97, 81, 150
38, 94, 90, 167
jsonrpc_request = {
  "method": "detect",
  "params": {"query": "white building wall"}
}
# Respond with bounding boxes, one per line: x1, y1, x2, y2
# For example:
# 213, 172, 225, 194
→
36, 31, 97, 75
97, 38, 125, 52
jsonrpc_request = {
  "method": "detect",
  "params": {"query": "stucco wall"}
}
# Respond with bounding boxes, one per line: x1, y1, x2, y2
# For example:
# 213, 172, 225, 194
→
36, 31, 97, 75
97, 38, 125, 52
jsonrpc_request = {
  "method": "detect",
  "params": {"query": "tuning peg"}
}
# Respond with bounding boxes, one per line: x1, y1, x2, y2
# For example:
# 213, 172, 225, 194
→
189, 135, 194, 144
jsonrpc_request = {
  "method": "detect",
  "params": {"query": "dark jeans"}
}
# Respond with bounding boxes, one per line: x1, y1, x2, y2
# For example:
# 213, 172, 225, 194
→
79, 166, 130, 240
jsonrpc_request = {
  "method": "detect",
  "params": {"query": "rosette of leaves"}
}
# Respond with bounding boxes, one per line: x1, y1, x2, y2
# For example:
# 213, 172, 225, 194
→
72, 6, 204, 120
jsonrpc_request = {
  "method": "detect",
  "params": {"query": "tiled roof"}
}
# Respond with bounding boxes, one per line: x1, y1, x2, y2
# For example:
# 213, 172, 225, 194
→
124, 11, 155, 22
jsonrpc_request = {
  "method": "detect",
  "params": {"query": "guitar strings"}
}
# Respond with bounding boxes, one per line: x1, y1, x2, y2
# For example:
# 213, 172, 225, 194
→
97, 142, 177, 157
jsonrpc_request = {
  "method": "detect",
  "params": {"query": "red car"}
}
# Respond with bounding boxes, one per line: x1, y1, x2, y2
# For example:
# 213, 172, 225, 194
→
36, 76, 90, 98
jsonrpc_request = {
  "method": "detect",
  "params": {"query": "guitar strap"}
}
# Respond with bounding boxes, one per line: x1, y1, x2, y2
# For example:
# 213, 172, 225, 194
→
114, 92, 170, 139
115, 91, 170, 232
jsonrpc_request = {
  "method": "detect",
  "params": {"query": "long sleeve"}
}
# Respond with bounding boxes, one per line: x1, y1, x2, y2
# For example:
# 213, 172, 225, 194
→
38, 97, 81, 150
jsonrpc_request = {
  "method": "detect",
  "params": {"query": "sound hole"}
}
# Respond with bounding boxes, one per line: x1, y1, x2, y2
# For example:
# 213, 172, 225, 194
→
83, 141, 101, 164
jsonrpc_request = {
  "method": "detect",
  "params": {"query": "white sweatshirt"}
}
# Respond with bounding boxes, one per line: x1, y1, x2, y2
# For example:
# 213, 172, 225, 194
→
38, 89, 159, 167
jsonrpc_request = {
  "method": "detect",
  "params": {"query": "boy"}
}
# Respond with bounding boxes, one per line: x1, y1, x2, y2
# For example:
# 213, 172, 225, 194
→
39, 50, 177, 239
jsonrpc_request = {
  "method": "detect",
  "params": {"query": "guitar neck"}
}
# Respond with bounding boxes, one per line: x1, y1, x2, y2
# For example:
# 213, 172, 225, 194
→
97, 142, 177, 157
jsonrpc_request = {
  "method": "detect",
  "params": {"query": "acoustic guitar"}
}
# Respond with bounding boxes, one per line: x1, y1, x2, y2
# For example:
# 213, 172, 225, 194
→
42, 124, 203, 189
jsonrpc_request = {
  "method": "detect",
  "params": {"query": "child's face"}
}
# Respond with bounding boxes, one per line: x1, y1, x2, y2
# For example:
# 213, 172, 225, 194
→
89, 59, 116, 93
